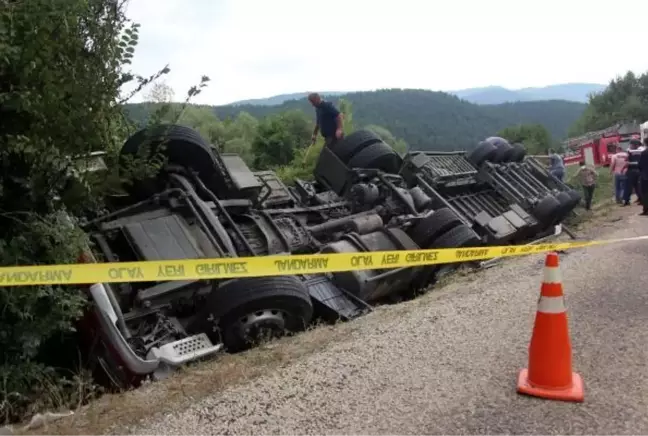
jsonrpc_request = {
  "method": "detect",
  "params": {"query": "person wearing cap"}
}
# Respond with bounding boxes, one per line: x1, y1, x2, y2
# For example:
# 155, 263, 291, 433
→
638, 138, 648, 215
622, 139, 643, 206
308, 93, 344, 147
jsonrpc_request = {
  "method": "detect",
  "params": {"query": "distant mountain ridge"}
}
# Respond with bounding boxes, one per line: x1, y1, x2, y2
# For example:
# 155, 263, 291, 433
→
230, 92, 345, 106
227, 83, 606, 107
451, 83, 607, 105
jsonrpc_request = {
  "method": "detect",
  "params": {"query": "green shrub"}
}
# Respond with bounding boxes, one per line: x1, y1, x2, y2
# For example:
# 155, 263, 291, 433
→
0, 212, 89, 422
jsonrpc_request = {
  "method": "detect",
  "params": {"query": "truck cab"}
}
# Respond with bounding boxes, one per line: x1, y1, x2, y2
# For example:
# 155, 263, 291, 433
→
581, 135, 618, 167
566, 122, 640, 167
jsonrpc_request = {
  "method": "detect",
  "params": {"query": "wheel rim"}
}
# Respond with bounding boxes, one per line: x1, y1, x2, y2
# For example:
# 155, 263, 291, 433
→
234, 309, 288, 345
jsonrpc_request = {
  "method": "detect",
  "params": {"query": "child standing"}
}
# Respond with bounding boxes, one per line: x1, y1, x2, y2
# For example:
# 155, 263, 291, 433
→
571, 161, 598, 210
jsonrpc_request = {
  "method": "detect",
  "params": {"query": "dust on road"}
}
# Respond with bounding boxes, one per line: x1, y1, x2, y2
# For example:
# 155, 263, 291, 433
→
58, 208, 648, 435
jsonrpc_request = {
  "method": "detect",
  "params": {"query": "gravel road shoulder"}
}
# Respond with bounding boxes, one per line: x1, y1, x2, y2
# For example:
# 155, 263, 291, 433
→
47, 205, 648, 435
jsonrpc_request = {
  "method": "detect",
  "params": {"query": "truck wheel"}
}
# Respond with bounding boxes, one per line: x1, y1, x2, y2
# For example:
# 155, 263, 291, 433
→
197, 276, 313, 352
567, 189, 582, 207
509, 143, 527, 162
492, 141, 514, 163
347, 142, 402, 173
555, 191, 575, 222
485, 136, 511, 147
331, 130, 383, 163
119, 124, 224, 199
466, 141, 498, 167
409, 208, 464, 248
428, 225, 483, 272
429, 224, 482, 250
532, 195, 562, 227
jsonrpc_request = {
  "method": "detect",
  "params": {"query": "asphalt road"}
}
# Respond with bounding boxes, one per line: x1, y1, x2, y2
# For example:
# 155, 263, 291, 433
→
105, 209, 648, 434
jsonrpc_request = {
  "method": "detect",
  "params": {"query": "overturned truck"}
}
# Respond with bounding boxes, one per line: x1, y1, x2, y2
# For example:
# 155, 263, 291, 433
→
78, 127, 581, 388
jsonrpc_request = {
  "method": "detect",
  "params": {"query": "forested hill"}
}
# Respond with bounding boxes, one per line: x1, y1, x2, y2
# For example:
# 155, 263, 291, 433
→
125, 89, 587, 151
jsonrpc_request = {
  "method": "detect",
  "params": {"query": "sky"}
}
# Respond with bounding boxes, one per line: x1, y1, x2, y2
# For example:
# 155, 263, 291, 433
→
124, 0, 648, 105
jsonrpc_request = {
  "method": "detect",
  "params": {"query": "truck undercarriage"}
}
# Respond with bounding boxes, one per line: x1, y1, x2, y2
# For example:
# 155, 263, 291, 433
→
77, 126, 582, 389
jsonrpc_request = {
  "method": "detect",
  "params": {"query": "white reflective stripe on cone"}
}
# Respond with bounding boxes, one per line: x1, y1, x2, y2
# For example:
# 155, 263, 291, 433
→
537, 296, 566, 314
543, 265, 562, 284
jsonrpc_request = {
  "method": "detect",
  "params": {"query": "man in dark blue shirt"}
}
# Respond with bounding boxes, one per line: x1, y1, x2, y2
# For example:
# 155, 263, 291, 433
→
623, 139, 643, 206
308, 93, 344, 147
638, 138, 648, 215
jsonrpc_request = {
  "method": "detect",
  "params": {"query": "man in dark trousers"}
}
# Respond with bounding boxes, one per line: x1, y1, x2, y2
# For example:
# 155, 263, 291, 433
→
308, 93, 344, 147
623, 139, 643, 206
638, 138, 648, 215
570, 160, 598, 210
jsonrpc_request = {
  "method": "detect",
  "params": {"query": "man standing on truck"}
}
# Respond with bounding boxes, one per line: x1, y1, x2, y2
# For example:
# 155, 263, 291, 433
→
308, 93, 344, 147
547, 148, 565, 182
623, 139, 643, 206
609, 145, 628, 204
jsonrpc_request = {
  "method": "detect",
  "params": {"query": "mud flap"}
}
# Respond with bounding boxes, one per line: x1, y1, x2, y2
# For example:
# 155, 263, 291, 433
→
303, 274, 371, 321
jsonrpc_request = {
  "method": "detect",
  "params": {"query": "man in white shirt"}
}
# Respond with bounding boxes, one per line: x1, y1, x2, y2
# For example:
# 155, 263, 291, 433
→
609, 145, 628, 204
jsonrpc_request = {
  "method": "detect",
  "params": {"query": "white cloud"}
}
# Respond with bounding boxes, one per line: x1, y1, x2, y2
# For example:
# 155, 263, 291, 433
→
124, 0, 648, 105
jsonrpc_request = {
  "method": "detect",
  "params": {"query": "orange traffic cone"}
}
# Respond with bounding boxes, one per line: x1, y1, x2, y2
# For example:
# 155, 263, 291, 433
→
517, 252, 584, 402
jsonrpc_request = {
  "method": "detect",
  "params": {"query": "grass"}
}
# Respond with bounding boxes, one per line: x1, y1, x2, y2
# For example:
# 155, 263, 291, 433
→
32, 322, 362, 435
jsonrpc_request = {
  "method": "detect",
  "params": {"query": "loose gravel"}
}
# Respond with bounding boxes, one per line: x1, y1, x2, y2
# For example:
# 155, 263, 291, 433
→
52, 207, 648, 435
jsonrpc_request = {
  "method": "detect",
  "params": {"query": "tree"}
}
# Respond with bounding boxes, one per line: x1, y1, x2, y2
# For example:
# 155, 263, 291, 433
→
497, 124, 553, 155
338, 98, 355, 134
570, 71, 648, 136
251, 110, 311, 168
364, 124, 408, 154
145, 81, 175, 103
0, 0, 175, 422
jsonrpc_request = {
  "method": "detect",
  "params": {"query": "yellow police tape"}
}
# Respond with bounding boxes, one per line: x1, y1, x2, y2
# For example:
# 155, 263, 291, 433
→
0, 235, 647, 287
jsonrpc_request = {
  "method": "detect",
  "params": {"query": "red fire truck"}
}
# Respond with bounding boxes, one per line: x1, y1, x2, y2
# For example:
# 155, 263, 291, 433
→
562, 122, 640, 167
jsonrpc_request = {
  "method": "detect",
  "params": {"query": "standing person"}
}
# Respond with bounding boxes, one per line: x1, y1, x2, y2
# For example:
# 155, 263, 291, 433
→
609, 144, 628, 204
570, 160, 598, 211
547, 148, 565, 182
623, 139, 643, 206
308, 93, 344, 147
638, 138, 648, 216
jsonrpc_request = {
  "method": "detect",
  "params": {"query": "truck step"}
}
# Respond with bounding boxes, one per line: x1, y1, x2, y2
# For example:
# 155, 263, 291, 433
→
147, 333, 223, 366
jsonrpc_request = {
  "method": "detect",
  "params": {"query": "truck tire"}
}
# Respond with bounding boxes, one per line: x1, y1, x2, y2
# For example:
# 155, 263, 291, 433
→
567, 188, 582, 207
347, 142, 402, 173
429, 224, 482, 250
485, 136, 511, 148
466, 141, 498, 168
409, 208, 464, 248
492, 141, 514, 163
426, 225, 483, 274
331, 130, 383, 163
119, 124, 224, 199
509, 143, 527, 162
555, 191, 575, 222
532, 195, 562, 227
196, 276, 313, 352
